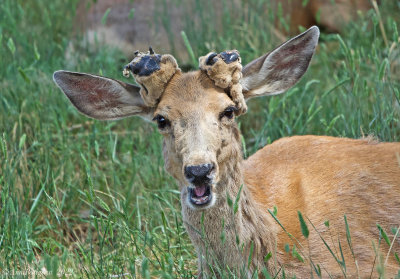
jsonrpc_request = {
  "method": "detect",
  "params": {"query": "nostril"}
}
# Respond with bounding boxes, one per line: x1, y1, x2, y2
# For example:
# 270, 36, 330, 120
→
184, 167, 195, 181
192, 164, 212, 177
184, 163, 214, 183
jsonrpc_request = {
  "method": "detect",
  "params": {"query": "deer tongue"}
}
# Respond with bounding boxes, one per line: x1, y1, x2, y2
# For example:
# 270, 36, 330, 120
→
194, 185, 206, 197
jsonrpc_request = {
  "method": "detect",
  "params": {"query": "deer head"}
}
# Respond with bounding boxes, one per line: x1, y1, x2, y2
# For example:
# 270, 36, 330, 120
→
53, 26, 319, 210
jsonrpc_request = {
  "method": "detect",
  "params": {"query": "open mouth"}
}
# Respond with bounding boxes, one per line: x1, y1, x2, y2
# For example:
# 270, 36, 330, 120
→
188, 185, 212, 206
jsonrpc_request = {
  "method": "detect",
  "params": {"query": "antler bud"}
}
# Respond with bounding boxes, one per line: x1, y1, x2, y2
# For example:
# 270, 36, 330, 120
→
123, 48, 180, 107
199, 50, 247, 114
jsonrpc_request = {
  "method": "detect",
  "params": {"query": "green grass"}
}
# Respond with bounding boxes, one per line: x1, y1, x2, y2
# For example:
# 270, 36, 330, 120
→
0, 0, 399, 278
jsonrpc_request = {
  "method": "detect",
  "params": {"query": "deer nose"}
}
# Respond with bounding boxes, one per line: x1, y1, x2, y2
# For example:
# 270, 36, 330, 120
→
184, 163, 214, 184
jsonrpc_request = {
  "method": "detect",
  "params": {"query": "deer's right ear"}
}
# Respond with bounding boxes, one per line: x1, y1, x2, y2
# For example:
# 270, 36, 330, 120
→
53, 71, 153, 120
241, 26, 319, 100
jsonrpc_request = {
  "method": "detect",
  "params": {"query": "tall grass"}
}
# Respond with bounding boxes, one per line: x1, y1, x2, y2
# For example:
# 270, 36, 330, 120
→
0, 0, 399, 277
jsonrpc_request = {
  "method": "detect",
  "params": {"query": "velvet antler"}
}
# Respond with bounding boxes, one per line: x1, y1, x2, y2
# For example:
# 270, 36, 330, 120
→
199, 50, 247, 114
123, 47, 180, 107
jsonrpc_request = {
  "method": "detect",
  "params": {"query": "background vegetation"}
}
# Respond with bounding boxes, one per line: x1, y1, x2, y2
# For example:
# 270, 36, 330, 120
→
0, 0, 399, 277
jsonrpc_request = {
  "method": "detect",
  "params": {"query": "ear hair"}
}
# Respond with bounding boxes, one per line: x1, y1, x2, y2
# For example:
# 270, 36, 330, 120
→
53, 71, 153, 120
241, 26, 320, 99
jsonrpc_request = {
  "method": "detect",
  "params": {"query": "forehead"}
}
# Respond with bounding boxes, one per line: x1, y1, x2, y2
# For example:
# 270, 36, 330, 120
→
156, 71, 234, 115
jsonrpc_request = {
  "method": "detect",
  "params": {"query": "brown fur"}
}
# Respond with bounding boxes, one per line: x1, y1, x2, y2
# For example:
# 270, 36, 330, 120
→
53, 26, 400, 278
158, 71, 277, 276
158, 72, 400, 278
245, 136, 400, 277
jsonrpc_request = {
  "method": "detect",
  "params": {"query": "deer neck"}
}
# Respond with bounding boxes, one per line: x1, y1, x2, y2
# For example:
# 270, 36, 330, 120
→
180, 140, 277, 273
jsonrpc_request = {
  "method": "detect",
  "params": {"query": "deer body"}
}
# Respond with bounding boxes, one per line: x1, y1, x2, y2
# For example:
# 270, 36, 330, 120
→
180, 130, 400, 277
53, 27, 400, 277
245, 135, 400, 276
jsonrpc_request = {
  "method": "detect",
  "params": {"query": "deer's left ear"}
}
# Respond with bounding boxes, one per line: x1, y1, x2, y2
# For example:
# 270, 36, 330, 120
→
241, 26, 319, 100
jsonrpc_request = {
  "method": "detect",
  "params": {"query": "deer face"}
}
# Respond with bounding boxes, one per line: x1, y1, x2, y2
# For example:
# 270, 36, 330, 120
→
53, 26, 319, 210
154, 71, 242, 208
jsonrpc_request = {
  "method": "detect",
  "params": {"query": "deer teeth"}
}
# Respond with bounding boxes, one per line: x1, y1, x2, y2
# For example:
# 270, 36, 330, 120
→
188, 185, 212, 206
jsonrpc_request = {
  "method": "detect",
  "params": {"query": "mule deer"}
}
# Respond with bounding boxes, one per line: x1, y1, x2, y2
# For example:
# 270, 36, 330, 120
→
53, 26, 400, 277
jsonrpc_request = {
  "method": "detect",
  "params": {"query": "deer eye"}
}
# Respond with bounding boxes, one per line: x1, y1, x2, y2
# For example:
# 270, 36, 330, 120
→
153, 115, 170, 129
220, 106, 237, 120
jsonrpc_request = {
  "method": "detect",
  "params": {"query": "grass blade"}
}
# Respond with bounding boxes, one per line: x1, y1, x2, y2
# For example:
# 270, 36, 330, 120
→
298, 211, 309, 239
181, 31, 197, 66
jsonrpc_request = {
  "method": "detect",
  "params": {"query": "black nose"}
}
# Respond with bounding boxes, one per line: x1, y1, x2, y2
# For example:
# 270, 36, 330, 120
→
184, 164, 214, 185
